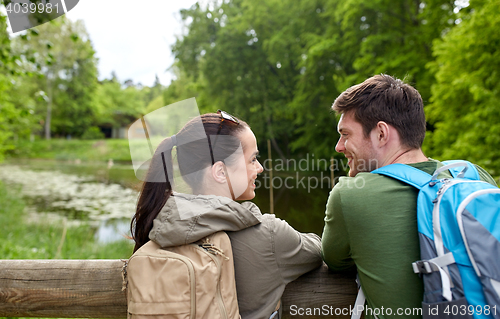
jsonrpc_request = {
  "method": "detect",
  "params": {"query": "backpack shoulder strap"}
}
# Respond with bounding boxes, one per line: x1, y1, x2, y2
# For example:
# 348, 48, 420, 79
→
371, 163, 431, 190
373, 161, 480, 188
441, 160, 480, 180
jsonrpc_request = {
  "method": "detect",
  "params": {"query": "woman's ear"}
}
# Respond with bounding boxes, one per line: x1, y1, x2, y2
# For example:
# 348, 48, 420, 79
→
211, 161, 226, 184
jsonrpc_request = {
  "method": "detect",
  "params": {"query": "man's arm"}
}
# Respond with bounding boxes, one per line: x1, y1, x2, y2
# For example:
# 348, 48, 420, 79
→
321, 184, 354, 271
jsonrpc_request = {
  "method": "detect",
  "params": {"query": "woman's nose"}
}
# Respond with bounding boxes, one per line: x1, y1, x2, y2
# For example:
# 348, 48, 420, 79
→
257, 160, 264, 173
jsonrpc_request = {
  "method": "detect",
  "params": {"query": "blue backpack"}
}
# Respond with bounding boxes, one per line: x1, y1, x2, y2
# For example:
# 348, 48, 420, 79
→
372, 161, 500, 319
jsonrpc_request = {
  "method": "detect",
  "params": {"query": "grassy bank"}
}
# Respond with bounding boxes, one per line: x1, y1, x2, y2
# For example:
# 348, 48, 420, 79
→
7, 138, 132, 162
0, 180, 133, 260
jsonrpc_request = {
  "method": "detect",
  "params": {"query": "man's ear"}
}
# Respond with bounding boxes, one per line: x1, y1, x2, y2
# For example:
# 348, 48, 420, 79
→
375, 121, 390, 146
211, 161, 226, 184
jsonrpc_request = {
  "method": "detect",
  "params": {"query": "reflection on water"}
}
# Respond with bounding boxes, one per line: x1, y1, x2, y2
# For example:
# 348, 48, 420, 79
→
0, 159, 331, 243
96, 219, 132, 243
254, 177, 330, 235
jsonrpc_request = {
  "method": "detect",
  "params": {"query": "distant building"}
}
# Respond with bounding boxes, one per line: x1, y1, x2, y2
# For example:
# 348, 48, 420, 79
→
99, 114, 143, 139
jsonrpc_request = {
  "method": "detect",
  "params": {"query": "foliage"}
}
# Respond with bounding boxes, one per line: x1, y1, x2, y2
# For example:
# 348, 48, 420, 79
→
325, 0, 458, 99
94, 78, 149, 128
286, 0, 462, 162
11, 16, 99, 139
144, 94, 164, 114
81, 126, 105, 140
2, 0, 500, 177
2, 12, 161, 145
0, 11, 34, 161
172, 0, 338, 160
162, 67, 200, 110
170, 0, 469, 173
424, 0, 500, 176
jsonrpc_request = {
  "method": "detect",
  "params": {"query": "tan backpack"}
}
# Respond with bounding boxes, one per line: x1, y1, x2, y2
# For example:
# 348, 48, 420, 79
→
124, 231, 241, 319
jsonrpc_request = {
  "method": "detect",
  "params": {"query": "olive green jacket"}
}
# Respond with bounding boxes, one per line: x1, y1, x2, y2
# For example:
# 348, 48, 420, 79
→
150, 193, 323, 319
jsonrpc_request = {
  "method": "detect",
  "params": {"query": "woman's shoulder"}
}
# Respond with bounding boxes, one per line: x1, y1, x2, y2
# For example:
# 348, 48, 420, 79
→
257, 213, 285, 228
228, 213, 290, 239
257, 214, 311, 242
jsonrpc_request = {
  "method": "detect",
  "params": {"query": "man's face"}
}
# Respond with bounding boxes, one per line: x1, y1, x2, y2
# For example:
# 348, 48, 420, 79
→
335, 112, 378, 177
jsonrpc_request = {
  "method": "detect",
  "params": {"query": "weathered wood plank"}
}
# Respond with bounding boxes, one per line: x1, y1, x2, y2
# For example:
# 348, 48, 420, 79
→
0, 260, 356, 318
0, 260, 127, 318
282, 265, 357, 318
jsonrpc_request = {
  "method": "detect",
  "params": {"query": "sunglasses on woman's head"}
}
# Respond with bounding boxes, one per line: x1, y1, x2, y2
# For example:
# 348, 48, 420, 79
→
207, 110, 240, 167
216, 110, 239, 135
208, 110, 240, 200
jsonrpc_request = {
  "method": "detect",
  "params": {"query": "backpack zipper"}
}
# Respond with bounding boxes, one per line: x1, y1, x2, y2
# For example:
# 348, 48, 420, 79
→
432, 179, 483, 257
196, 242, 229, 319
429, 179, 488, 301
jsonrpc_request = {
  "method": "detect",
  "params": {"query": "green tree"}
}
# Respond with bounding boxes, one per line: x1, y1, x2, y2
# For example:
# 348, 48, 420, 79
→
302, 0, 462, 104
170, 0, 485, 174
0, 11, 16, 159
0, 10, 38, 160
287, 0, 464, 160
173, 0, 336, 159
94, 78, 148, 129
13, 16, 98, 139
146, 74, 164, 105
425, 0, 500, 176
161, 67, 199, 110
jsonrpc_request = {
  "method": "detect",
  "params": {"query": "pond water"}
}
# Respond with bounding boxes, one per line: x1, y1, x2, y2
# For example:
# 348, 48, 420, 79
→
0, 160, 139, 243
0, 159, 332, 243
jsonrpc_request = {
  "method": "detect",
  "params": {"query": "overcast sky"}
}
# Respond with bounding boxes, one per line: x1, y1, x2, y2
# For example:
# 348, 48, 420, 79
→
63, 0, 200, 87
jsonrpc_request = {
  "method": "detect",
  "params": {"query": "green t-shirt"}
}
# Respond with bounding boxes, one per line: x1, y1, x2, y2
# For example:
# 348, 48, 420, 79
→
321, 160, 496, 318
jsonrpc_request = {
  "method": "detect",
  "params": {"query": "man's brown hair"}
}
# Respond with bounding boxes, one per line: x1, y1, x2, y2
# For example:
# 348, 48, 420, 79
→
332, 74, 426, 149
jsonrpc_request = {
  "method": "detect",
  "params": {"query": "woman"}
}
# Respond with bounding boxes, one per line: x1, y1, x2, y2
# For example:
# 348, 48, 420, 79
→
130, 110, 322, 319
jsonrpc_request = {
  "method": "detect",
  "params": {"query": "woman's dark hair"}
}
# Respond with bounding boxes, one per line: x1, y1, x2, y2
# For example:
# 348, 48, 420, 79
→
332, 74, 426, 149
130, 113, 249, 252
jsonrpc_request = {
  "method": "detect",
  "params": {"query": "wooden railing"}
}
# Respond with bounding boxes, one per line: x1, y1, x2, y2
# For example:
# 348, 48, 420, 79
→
0, 260, 357, 318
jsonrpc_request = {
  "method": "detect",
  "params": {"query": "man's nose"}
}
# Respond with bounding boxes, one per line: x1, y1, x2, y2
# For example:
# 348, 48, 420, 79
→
335, 138, 345, 153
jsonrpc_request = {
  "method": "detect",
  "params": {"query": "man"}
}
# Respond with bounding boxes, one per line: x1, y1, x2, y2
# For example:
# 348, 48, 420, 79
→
321, 74, 496, 318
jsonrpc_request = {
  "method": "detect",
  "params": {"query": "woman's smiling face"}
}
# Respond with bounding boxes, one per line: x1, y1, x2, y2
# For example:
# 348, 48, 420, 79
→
226, 127, 263, 201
